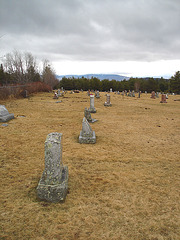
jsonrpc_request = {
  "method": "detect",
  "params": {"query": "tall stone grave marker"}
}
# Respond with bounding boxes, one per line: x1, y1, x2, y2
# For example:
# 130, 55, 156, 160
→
79, 117, 96, 144
84, 107, 97, 123
37, 133, 68, 202
0, 105, 14, 122
104, 94, 112, 106
89, 95, 96, 113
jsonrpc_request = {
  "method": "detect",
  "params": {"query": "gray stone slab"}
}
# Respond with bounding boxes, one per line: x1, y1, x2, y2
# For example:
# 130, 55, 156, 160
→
0, 105, 14, 122
37, 133, 68, 202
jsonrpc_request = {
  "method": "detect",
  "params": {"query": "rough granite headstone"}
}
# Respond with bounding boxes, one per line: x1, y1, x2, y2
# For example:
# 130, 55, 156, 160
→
79, 117, 96, 144
37, 133, 68, 202
104, 94, 112, 106
0, 105, 14, 122
84, 107, 97, 123
88, 95, 96, 113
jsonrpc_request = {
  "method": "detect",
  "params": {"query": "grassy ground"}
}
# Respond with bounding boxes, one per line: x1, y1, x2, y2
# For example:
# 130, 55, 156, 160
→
0, 91, 180, 240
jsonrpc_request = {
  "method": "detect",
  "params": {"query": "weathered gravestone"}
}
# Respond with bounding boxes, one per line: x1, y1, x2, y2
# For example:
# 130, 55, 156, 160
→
84, 107, 97, 123
89, 95, 96, 113
53, 92, 58, 99
128, 90, 132, 97
95, 91, 100, 98
37, 133, 68, 202
104, 94, 112, 106
79, 117, 96, 144
132, 90, 135, 97
0, 105, 14, 122
151, 91, 156, 99
160, 94, 167, 103
57, 89, 61, 97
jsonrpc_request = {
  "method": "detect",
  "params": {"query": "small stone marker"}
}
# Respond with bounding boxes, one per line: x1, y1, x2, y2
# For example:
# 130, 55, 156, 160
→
160, 94, 167, 103
84, 107, 97, 123
79, 117, 96, 144
156, 92, 159, 98
37, 133, 68, 202
132, 90, 135, 97
151, 91, 156, 99
95, 91, 100, 98
53, 92, 58, 99
0, 105, 14, 122
57, 89, 61, 97
110, 88, 112, 93
104, 94, 112, 106
89, 95, 96, 113
128, 90, 132, 97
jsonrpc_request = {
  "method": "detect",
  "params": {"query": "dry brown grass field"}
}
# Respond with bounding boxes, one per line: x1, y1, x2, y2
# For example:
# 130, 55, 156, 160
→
0, 91, 180, 240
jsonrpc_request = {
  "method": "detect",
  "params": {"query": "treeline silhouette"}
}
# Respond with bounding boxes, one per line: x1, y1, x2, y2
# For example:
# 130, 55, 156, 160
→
57, 74, 179, 93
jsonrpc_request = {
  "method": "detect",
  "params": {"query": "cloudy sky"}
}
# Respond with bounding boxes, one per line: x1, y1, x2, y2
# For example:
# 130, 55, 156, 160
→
0, 0, 180, 77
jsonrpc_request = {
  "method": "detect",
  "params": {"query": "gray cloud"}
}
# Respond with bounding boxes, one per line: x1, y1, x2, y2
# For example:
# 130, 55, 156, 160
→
0, 0, 180, 63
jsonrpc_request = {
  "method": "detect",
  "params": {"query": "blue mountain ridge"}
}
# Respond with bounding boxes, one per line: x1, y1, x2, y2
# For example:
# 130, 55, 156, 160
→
56, 74, 130, 81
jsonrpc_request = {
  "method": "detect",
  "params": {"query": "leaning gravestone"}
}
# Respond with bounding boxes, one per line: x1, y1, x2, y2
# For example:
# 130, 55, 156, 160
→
104, 94, 112, 106
0, 105, 14, 122
79, 117, 96, 144
89, 95, 96, 113
84, 107, 97, 123
37, 133, 68, 202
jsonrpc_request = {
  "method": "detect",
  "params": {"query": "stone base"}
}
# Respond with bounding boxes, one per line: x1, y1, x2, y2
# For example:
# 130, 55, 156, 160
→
160, 101, 167, 103
79, 131, 96, 144
104, 102, 112, 107
0, 113, 14, 122
88, 107, 96, 113
88, 118, 97, 123
37, 166, 68, 202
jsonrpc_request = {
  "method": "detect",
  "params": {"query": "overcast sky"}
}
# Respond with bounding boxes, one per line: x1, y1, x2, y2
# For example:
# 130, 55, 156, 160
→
0, 0, 180, 77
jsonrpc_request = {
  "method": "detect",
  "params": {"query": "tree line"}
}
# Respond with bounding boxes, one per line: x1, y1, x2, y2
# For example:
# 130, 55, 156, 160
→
0, 50, 58, 89
57, 72, 180, 93
0, 50, 179, 94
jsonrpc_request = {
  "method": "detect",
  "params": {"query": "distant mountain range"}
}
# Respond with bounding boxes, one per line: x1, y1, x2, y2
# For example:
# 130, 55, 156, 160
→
56, 74, 130, 81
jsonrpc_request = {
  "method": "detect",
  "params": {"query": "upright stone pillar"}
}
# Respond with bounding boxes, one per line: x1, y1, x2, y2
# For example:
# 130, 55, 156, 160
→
0, 105, 14, 122
79, 117, 96, 144
104, 94, 112, 106
160, 94, 167, 103
89, 95, 96, 113
37, 133, 68, 202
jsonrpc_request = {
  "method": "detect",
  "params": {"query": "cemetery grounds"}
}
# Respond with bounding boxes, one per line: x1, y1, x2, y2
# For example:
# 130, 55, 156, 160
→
0, 91, 180, 240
